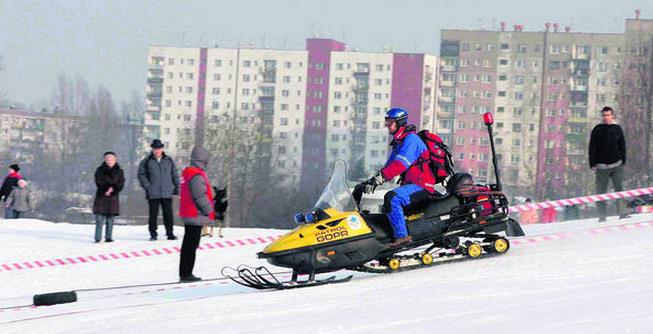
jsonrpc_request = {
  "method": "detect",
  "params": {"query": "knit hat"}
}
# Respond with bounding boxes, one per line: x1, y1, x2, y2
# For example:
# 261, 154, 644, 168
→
9, 164, 19, 172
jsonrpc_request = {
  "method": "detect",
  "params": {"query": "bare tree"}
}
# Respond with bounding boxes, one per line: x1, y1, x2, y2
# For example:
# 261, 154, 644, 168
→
617, 29, 653, 189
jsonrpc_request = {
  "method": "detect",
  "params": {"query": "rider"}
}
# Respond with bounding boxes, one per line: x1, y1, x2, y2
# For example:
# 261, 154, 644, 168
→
363, 107, 437, 248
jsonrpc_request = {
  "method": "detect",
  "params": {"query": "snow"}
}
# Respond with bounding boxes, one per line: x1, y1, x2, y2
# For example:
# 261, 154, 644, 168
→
1, 214, 653, 333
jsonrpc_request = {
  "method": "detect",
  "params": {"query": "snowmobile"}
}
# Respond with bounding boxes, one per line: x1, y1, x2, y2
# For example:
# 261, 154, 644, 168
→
223, 113, 525, 290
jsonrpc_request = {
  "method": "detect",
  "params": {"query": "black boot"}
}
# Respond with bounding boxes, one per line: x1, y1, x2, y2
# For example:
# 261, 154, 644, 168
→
179, 275, 202, 283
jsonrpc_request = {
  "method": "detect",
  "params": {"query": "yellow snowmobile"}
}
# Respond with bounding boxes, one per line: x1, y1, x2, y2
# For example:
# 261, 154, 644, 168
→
223, 113, 524, 290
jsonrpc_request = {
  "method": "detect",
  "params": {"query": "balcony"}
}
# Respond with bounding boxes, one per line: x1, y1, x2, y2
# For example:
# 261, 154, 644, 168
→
441, 64, 457, 72
567, 116, 586, 124
570, 84, 588, 92
144, 111, 161, 123
146, 104, 161, 112
353, 69, 370, 76
352, 84, 369, 92
440, 80, 455, 87
147, 77, 163, 84
147, 90, 162, 98
571, 50, 590, 60
438, 96, 454, 103
148, 63, 163, 70
566, 148, 584, 156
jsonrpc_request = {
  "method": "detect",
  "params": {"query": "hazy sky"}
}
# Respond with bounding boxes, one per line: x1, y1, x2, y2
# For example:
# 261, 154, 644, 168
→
1, 0, 651, 106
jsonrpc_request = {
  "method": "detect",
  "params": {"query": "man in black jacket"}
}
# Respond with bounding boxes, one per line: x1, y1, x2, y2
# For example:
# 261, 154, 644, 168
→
138, 139, 180, 240
589, 106, 628, 222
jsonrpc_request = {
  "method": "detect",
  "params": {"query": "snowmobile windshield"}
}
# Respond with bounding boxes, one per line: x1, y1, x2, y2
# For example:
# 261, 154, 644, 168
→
313, 160, 357, 212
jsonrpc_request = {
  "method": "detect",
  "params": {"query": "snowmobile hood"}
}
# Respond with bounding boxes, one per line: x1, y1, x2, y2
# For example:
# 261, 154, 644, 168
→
262, 209, 373, 255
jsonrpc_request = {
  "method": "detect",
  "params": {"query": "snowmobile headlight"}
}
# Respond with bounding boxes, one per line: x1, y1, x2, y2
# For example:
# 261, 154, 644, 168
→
294, 212, 306, 224
305, 212, 316, 223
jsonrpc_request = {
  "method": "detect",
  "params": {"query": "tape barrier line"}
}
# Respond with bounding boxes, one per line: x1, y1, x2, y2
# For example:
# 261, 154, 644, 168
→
509, 186, 653, 213
0, 235, 283, 273
3, 220, 652, 314
3, 184, 653, 274
509, 220, 653, 246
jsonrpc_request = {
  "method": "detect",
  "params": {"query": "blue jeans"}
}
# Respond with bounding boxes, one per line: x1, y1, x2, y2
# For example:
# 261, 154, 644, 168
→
95, 215, 115, 241
383, 184, 430, 238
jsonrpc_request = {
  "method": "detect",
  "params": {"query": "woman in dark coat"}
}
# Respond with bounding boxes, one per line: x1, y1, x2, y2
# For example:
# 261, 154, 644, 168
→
93, 152, 125, 243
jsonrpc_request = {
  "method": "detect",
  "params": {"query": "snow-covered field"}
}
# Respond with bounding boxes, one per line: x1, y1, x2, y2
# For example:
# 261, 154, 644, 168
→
1, 215, 653, 334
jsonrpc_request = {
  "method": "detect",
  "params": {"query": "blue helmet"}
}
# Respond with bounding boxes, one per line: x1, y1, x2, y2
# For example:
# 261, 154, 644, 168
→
385, 107, 408, 126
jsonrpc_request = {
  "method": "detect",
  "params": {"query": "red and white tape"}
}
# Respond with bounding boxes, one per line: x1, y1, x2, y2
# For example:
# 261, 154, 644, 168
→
509, 186, 653, 213
2, 220, 652, 314
0, 235, 281, 273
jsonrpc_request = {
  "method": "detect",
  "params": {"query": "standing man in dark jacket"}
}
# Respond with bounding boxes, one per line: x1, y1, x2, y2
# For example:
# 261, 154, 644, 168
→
178, 147, 215, 282
138, 139, 180, 240
1, 164, 23, 219
589, 106, 628, 222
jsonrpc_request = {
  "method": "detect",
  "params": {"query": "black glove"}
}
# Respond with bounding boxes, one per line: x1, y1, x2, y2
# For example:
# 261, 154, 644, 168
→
363, 172, 384, 194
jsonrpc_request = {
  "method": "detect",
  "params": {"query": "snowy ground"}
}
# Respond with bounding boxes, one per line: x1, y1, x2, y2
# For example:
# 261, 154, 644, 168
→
1, 214, 653, 334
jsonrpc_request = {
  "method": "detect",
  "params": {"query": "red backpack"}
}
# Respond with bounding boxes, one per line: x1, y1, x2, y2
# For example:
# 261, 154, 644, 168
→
417, 130, 455, 183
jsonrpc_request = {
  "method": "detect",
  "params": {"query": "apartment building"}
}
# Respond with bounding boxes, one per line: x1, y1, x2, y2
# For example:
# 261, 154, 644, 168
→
146, 39, 439, 192
438, 16, 653, 199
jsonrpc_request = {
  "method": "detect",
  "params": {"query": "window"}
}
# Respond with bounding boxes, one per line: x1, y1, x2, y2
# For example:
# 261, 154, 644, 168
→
512, 123, 522, 132
187, 73, 194, 80
315, 63, 325, 70
456, 137, 464, 145
214, 59, 222, 67
243, 60, 251, 67
280, 118, 288, 126
500, 43, 509, 50
168, 58, 175, 65
549, 61, 560, 70
284, 61, 292, 69
243, 74, 251, 82
512, 138, 521, 147
283, 76, 290, 83
499, 59, 508, 65
185, 86, 193, 94
212, 101, 219, 109
213, 73, 221, 81
518, 44, 527, 53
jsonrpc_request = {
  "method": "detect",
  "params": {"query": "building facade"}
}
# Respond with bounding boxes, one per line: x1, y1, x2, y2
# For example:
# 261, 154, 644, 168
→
438, 16, 653, 200
145, 39, 440, 192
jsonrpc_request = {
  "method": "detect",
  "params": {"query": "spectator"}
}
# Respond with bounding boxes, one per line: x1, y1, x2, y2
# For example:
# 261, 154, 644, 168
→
6, 179, 32, 219
540, 199, 558, 224
93, 152, 125, 243
589, 106, 628, 222
179, 147, 215, 283
520, 198, 539, 224
1, 164, 23, 218
138, 139, 180, 241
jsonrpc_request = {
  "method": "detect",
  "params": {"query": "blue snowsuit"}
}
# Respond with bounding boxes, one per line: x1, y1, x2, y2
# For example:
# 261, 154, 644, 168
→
381, 130, 432, 238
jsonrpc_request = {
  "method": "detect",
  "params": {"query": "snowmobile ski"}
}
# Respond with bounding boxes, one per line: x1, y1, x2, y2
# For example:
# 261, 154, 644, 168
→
221, 265, 353, 290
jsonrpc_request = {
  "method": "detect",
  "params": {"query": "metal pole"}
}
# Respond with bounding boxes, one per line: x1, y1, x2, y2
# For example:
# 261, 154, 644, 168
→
486, 123, 502, 190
